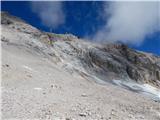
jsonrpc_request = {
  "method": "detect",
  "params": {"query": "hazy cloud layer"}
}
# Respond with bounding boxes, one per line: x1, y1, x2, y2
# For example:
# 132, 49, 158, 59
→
31, 2, 65, 29
93, 2, 160, 45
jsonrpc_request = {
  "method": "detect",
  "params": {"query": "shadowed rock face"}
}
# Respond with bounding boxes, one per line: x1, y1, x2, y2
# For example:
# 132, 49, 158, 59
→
1, 11, 25, 25
84, 44, 160, 88
1, 11, 160, 88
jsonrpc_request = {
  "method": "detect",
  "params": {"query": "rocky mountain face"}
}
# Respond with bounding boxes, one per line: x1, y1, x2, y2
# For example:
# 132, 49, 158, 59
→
2, 11, 160, 88
87, 44, 160, 87
1, 11, 160, 119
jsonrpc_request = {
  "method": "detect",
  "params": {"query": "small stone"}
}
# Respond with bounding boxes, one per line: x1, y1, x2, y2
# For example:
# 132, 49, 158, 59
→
51, 84, 54, 88
79, 113, 87, 117
55, 85, 58, 88
122, 109, 125, 112
81, 93, 87, 97
87, 111, 92, 116
1, 37, 9, 42
111, 109, 116, 116
65, 118, 71, 120
71, 107, 77, 111
5, 64, 9, 67
100, 116, 104, 119
128, 114, 133, 118
111, 111, 114, 115
27, 74, 32, 78
140, 116, 145, 119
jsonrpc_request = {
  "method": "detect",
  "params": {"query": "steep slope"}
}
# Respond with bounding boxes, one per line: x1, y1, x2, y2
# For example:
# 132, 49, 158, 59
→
2, 11, 160, 88
1, 12, 160, 120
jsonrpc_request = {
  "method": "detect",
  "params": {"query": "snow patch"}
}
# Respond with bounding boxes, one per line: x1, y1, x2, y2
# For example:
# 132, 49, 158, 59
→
112, 80, 160, 102
34, 87, 42, 90
23, 65, 36, 72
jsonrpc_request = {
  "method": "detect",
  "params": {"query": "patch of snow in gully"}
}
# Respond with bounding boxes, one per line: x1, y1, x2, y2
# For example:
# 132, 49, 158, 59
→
23, 65, 36, 72
34, 87, 42, 90
112, 80, 160, 102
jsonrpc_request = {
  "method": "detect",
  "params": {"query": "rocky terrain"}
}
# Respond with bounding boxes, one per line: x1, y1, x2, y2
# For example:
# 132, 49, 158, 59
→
1, 11, 160, 120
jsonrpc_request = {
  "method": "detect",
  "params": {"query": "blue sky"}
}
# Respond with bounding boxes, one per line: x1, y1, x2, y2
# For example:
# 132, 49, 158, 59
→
1, 1, 160, 55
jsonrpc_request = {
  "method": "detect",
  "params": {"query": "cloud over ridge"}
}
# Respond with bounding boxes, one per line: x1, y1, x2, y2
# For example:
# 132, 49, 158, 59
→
93, 2, 160, 46
31, 1, 65, 29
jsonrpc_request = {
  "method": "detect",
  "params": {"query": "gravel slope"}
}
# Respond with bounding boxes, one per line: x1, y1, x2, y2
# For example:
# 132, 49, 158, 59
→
2, 42, 160, 120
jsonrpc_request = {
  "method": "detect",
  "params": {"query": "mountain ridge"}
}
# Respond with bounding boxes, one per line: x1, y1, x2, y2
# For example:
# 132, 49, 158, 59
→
1, 11, 160, 88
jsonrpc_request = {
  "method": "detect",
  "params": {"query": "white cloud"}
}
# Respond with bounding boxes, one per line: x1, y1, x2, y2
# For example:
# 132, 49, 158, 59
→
31, 1, 65, 29
93, 2, 160, 46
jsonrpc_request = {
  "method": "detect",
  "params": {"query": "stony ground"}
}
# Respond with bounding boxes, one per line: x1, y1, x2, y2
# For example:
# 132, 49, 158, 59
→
2, 41, 160, 120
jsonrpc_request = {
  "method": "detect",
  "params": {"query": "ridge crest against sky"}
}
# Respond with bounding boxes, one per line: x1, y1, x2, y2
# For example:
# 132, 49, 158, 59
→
1, 1, 160, 55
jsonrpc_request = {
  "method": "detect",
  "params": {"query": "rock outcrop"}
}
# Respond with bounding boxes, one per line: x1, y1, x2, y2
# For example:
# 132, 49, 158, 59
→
86, 44, 160, 87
